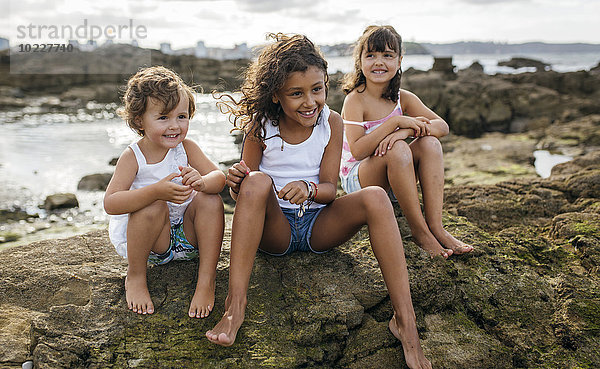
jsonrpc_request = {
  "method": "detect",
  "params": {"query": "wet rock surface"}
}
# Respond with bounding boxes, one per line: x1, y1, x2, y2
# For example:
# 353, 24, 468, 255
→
0, 153, 598, 368
77, 173, 113, 191
43, 193, 79, 211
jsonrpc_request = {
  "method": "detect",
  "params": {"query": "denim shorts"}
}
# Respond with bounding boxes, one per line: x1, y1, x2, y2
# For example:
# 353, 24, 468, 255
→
260, 206, 327, 256
147, 222, 198, 265
340, 162, 397, 202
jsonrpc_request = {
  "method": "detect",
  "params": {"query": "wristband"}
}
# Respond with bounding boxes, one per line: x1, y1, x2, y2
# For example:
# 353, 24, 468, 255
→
300, 179, 313, 199
309, 181, 318, 200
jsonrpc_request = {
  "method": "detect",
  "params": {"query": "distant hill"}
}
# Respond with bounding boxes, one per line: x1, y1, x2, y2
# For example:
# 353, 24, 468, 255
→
420, 42, 600, 55
320, 41, 429, 56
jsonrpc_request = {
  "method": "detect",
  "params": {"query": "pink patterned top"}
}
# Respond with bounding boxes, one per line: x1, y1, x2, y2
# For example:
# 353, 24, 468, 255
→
340, 100, 403, 180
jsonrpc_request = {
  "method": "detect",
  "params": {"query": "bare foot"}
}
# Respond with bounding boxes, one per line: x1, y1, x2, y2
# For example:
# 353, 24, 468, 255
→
205, 298, 246, 346
412, 229, 453, 259
389, 315, 432, 369
189, 278, 215, 318
125, 274, 154, 314
431, 227, 473, 255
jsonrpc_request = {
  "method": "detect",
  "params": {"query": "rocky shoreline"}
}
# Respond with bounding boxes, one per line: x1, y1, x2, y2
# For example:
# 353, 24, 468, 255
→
0, 149, 598, 368
1, 52, 599, 368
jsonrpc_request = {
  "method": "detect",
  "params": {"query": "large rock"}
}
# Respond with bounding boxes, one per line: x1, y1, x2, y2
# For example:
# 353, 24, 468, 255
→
77, 173, 113, 191
497, 57, 549, 71
43, 193, 79, 211
1, 150, 600, 368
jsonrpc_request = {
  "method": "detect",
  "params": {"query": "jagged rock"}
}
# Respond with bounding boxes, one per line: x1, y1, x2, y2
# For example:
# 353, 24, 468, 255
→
60, 84, 119, 104
498, 57, 550, 71
1, 150, 599, 368
537, 115, 600, 154
441, 132, 538, 186
77, 173, 113, 191
43, 193, 79, 211
551, 150, 600, 176
431, 57, 455, 75
464, 61, 484, 73
0, 208, 32, 222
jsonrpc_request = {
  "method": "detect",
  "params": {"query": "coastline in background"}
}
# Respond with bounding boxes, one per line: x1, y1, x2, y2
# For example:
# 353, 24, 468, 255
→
1, 50, 599, 248
327, 52, 600, 74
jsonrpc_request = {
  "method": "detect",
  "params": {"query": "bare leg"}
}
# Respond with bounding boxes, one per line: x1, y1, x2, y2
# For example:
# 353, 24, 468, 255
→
125, 201, 171, 314
206, 172, 291, 346
183, 192, 224, 318
359, 141, 452, 258
311, 187, 432, 369
410, 137, 473, 254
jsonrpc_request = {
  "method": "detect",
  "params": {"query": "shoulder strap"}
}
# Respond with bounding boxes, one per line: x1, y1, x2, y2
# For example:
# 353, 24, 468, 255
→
129, 142, 146, 167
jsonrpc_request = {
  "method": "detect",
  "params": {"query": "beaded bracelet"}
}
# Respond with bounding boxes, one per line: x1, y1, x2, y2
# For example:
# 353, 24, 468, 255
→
300, 179, 313, 199
309, 181, 318, 200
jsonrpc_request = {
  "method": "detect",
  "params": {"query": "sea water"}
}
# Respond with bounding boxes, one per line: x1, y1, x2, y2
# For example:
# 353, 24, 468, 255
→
0, 94, 239, 232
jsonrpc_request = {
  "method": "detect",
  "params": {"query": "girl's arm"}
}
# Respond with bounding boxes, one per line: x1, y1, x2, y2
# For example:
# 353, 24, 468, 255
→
316, 110, 344, 204
182, 139, 226, 194
226, 134, 264, 201
400, 89, 449, 138
342, 92, 425, 161
104, 148, 193, 215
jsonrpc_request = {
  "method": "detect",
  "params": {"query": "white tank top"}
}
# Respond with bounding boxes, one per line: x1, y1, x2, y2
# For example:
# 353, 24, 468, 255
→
259, 105, 331, 209
108, 141, 195, 257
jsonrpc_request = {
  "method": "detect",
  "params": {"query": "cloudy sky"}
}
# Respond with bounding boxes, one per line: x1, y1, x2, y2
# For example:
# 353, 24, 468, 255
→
2, 0, 600, 49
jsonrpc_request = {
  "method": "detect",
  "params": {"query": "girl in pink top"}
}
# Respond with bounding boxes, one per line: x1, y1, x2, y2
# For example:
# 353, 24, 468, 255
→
341, 25, 473, 258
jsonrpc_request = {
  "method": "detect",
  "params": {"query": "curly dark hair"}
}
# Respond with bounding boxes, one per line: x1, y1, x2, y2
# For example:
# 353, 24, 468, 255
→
342, 25, 403, 102
217, 33, 328, 141
119, 66, 196, 136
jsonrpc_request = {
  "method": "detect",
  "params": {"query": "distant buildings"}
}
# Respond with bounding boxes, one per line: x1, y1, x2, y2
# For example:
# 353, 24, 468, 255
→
0, 35, 358, 60
159, 41, 252, 60
160, 42, 172, 55
78, 40, 98, 52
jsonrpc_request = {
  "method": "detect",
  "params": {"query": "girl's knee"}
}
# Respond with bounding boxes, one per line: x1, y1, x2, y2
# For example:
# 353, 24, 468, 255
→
386, 141, 413, 164
239, 171, 273, 198
191, 192, 224, 213
130, 201, 168, 221
415, 136, 442, 154
358, 186, 393, 213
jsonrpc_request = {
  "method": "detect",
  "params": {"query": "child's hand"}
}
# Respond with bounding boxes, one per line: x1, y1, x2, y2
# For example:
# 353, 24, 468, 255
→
157, 172, 194, 204
396, 116, 431, 137
375, 130, 410, 156
226, 160, 250, 194
278, 180, 309, 205
179, 166, 205, 192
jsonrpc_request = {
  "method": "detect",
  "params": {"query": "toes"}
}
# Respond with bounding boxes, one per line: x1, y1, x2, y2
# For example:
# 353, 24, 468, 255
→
206, 331, 219, 343
218, 333, 232, 345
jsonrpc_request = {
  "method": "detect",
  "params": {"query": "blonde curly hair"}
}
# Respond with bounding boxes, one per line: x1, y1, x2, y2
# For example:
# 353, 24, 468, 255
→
119, 66, 196, 136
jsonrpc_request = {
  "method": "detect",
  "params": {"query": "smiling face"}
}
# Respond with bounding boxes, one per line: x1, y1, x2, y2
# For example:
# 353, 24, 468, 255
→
360, 46, 402, 84
273, 65, 327, 128
135, 91, 190, 151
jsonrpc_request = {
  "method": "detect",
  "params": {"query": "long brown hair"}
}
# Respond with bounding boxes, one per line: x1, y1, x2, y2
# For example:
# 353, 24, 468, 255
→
217, 33, 328, 141
342, 25, 403, 102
